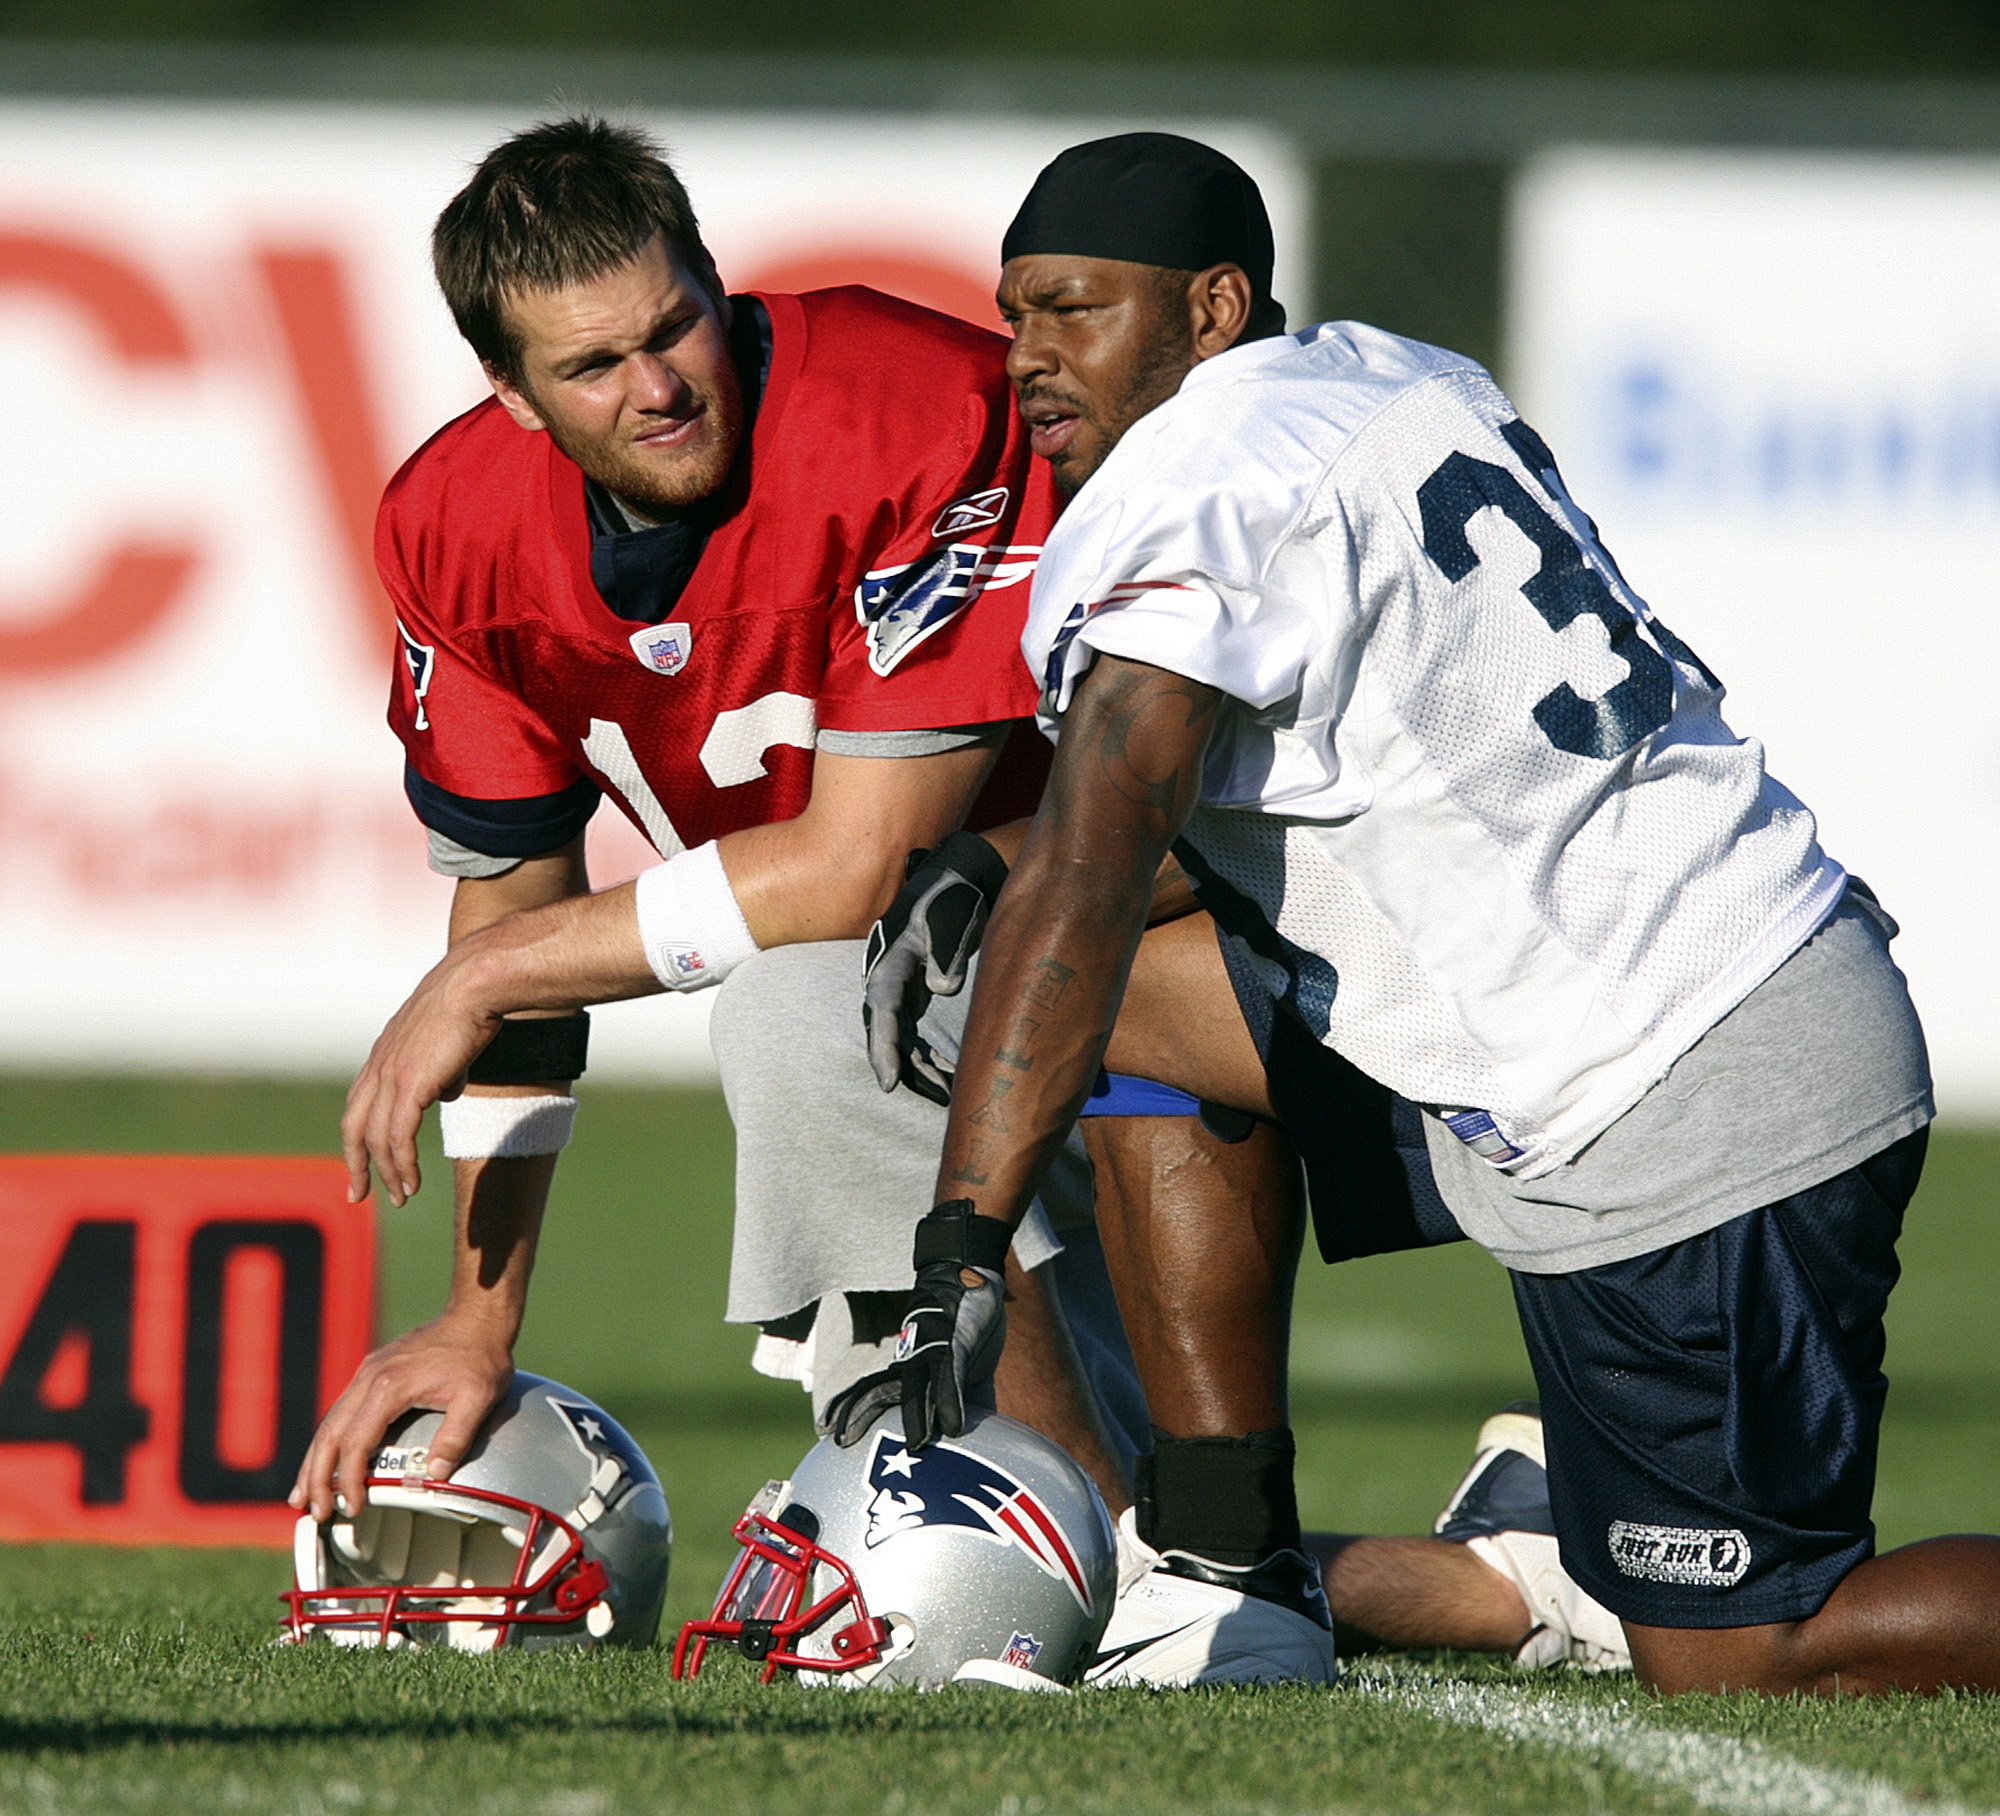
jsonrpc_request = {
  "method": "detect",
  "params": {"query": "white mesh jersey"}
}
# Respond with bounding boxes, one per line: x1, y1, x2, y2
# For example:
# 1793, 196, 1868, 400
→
1027, 322, 1845, 1179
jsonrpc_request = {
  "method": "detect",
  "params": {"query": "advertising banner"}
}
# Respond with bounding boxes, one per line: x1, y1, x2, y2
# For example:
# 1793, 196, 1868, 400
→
0, 102, 1306, 1079
1511, 149, 2000, 1117
0, 1155, 372, 1546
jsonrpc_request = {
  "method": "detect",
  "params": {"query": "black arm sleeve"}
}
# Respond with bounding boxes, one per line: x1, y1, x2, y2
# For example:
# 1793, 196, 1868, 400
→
403, 763, 602, 859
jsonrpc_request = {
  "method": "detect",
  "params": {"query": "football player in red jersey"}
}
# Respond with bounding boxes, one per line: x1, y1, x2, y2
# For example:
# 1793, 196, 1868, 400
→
294, 119, 1288, 1531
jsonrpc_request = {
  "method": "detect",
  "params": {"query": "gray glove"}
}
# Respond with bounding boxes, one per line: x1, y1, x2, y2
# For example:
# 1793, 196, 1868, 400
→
826, 1201, 1010, 1450
862, 832, 1010, 1106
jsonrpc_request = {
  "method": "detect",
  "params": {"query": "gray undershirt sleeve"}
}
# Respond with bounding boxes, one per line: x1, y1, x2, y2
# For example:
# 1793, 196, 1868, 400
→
426, 724, 1012, 876
425, 830, 526, 880
813, 722, 1012, 759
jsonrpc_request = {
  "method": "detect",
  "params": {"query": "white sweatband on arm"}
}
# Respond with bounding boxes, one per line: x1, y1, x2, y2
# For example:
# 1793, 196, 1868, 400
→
634, 840, 760, 992
438, 1093, 578, 1159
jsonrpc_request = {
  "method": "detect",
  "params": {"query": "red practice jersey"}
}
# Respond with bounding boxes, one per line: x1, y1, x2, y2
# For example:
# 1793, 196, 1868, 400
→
379, 287, 1057, 862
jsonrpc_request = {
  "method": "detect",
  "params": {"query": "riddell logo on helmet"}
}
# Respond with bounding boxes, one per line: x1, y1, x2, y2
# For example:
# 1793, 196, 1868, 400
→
371, 1444, 430, 1479
861, 1429, 1093, 1610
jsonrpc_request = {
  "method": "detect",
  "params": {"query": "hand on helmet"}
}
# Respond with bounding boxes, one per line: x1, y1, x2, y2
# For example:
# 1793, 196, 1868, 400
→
862, 832, 1010, 1106
290, 1315, 514, 1524
827, 1202, 1010, 1450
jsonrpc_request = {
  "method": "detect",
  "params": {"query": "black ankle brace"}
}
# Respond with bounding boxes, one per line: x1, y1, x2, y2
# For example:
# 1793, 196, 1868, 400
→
1134, 1426, 1302, 1567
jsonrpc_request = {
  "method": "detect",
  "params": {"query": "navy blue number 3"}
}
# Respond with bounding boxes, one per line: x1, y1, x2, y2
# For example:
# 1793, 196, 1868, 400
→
1417, 418, 1704, 762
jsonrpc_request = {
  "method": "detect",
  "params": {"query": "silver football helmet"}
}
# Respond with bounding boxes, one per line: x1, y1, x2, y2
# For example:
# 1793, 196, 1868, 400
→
676, 1409, 1115, 1689
282, 1372, 670, 1653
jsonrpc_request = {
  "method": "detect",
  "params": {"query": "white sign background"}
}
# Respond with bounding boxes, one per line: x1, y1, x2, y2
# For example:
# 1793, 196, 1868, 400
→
1512, 148, 2000, 1118
0, 101, 1305, 1079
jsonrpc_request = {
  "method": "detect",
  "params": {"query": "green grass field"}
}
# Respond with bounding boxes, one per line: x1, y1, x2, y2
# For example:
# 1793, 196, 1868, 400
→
0, 1074, 1996, 1815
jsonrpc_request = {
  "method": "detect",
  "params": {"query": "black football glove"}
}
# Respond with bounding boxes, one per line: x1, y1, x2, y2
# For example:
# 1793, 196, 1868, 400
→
826, 1201, 1010, 1450
862, 831, 1010, 1106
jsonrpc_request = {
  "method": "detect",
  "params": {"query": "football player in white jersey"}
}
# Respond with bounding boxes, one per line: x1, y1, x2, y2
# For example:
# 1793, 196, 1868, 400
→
863, 132, 2000, 1696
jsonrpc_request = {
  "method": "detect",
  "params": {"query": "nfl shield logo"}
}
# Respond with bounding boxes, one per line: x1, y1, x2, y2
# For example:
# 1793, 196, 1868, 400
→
1001, 1631, 1043, 1671
630, 621, 692, 675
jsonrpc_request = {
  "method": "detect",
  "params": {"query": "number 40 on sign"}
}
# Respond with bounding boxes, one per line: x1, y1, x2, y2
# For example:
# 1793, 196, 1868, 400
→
0, 1157, 373, 1546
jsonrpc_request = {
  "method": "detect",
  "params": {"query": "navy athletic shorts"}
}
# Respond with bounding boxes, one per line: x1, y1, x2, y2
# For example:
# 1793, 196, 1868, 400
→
1511, 1126, 1928, 1629
1264, 1011, 1467, 1262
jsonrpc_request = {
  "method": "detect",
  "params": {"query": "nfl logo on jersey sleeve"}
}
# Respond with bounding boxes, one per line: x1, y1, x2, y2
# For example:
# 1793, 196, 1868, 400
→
629, 622, 693, 676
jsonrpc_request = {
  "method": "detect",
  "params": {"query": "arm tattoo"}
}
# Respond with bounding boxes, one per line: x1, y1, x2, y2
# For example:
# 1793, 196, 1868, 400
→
1054, 662, 1220, 839
993, 958, 1075, 1071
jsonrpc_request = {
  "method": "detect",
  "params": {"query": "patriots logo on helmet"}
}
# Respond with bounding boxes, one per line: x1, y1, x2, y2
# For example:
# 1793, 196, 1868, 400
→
854, 542, 1040, 677
551, 1400, 611, 1454
548, 1396, 649, 1484
860, 1430, 1093, 1610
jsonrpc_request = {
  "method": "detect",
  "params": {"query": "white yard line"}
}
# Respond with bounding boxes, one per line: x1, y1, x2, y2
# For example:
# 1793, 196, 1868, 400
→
1373, 1676, 1993, 1816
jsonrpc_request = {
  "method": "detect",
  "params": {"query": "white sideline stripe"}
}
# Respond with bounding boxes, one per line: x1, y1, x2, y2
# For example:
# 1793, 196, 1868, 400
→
1376, 1678, 1994, 1816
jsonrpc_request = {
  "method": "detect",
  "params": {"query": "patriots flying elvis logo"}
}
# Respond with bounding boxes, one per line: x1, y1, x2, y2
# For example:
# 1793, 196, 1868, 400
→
397, 618, 436, 731
854, 542, 1039, 677
551, 1400, 611, 1453
861, 1430, 1093, 1611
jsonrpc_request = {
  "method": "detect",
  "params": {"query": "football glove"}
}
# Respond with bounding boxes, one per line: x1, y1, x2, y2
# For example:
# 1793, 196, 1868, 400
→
827, 1201, 1010, 1451
862, 831, 1010, 1106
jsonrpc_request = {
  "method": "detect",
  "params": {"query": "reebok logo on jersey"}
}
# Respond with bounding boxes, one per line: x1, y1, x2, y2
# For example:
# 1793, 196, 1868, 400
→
629, 622, 693, 676
862, 1430, 1094, 1610
931, 487, 1009, 538
1608, 1521, 1751, 1588
855, 542, 1039, 676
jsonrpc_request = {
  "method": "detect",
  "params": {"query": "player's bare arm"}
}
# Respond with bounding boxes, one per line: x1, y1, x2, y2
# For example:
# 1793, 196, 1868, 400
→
299, 839, 587, 1522
320, 736, 1000, 1512
937, 654, 1223, 1229
344, 740, 1002, 1210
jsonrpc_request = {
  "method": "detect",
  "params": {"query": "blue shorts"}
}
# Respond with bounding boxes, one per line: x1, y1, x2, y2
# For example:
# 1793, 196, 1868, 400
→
1263, 1011, 1466, 1262
1511, 1127, 1927, 1628
1076, 1071, 1203, 1118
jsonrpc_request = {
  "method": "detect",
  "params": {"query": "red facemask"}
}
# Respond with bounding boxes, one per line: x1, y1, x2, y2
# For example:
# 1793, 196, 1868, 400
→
673, 1505, 891, 1682
281, 1474, 611, 1649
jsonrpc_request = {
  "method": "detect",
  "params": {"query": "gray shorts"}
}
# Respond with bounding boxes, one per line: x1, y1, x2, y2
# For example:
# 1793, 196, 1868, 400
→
708, 940, 1147, 1459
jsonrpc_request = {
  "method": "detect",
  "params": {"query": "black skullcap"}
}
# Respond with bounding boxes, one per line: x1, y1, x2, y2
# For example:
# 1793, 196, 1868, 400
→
1002, 133, 1275, 300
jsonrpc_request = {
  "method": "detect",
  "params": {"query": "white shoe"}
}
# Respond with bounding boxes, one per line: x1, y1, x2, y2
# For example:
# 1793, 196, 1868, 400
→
1435, 1402, 1630, 1673
1084, 1508, 1337, 1687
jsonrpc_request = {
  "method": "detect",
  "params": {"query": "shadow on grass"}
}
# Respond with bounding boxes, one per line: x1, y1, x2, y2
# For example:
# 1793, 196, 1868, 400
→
0, 1694, 1226, 1754
0, 1709, 913, 1752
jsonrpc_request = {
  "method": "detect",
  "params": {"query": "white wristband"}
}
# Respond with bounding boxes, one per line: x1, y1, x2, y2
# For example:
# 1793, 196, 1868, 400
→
634, 840, 760, 993
438, 1093, 577, 1159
